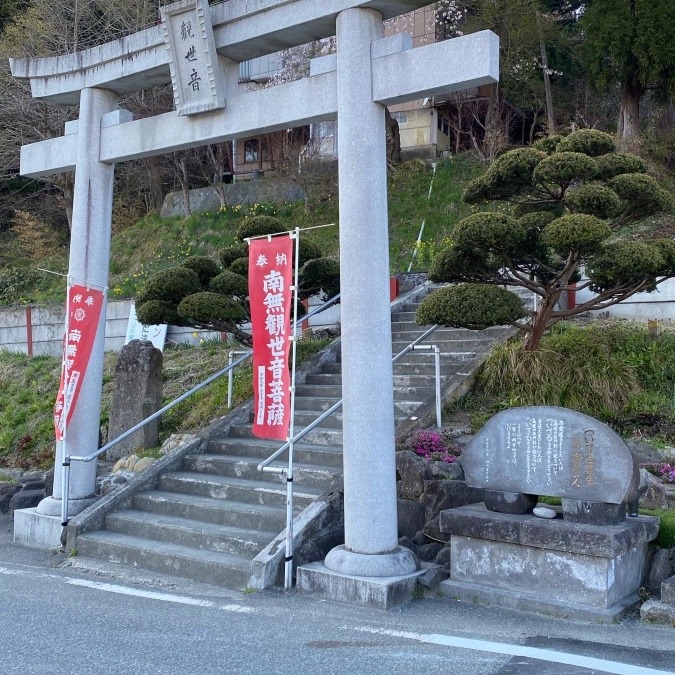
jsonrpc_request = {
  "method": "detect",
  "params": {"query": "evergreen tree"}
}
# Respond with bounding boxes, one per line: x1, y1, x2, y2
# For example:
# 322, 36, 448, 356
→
581, 0, 675, 151
417, 129, 675, 351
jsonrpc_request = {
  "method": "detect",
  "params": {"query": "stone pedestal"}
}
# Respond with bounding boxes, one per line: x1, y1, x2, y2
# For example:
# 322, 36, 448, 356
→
13, 509, 63, 549
297, 561, 422, 610
438, 503, 660, 623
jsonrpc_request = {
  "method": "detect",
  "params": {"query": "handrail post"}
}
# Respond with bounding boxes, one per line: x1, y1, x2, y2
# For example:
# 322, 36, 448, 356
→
434, 345, 442, 429
61, 456, 71, 530
227, 350, 234, 409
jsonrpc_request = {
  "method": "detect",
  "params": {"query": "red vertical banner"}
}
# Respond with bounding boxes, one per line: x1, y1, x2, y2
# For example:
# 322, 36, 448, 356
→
248, 236, 294, 440
54, 284, 105, 441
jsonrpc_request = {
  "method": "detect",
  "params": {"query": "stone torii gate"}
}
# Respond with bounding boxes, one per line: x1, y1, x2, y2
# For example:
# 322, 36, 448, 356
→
11, 0, 497, 599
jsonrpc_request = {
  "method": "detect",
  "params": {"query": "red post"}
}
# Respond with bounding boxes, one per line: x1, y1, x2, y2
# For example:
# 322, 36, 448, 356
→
566, 283, 576, 311
389, 277, 399, 302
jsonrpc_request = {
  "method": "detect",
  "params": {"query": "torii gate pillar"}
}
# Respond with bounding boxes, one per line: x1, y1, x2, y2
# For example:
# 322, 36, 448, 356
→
296, 8, 419, 602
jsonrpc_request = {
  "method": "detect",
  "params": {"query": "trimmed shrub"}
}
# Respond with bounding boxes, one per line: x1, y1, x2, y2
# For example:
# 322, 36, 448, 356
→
608, 173, 674, 215
136, 300, 181, 326
219, 242, 248, 268
135, 267, 201, 305
177, 292, 248, 325
299, 257, 340, 298
229, 257, 249, 276
236, 215, 287, 240
595, 153, 648, 180
541, 214, 611, 255
452, 212, 526, 254
416, 284, 527, 330
182, 255, 221, 286
209, 271, 248, 299
556, 129, 615, 157
564, 184, 622, 219
533, 152, 598, 186
587, 241, 664, 290
428, 245, 499, 283
533, 134, 564, 154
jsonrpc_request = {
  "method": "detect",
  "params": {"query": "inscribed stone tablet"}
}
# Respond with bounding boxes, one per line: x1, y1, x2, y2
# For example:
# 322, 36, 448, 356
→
461, 407, 639, 504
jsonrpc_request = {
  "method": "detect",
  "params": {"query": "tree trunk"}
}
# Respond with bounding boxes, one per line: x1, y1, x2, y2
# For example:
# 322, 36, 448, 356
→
536, 11, 555, 136
617, 80, 644, 153
523, 299, 555, 352
483, 84, 502, 161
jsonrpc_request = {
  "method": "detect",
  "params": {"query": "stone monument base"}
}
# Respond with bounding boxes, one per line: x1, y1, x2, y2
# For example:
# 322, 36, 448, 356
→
297, 561, 423, 609
438, 504, 660, 624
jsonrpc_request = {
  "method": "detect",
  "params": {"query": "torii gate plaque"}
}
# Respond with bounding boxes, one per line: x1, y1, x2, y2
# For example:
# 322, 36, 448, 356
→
11, 0, 497, 599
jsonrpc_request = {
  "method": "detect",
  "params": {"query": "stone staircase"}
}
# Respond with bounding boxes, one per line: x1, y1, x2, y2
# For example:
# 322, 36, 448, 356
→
74, 288, 515, 589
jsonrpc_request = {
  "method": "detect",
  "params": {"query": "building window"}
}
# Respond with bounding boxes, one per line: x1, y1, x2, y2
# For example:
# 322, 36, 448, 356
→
244, 139, 259, 162
391, 112, 408, 126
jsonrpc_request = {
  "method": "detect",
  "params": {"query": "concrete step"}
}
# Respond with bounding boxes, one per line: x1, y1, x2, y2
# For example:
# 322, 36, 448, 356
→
391, 336, 494, 351
394, 400, 426, 416
293, 395, 341, 412
132, 490, 290, 531
105, 510, 275, 558
305, 372, 342, 386
293, 410, 343, 430
183, 453, 339, 491
159, 471, 323, 509
304, 371, 456, 389
76, 530, 252, 589
393, 360, 463, 376
295, 383, 342, 398
228, 422, 344, 447
206, 437, 343, 469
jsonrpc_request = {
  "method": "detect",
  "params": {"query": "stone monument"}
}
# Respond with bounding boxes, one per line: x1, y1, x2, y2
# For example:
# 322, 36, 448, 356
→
439, 406, 660, 622
107, 340, 163, 461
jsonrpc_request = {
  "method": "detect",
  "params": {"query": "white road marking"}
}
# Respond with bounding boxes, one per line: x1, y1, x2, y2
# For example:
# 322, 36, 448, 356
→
0, 565, 255, 613
352, 627, 674, 675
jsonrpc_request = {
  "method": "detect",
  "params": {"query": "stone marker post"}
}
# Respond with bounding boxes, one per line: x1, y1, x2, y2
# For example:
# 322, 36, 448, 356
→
107, 340, 163, 461
37, 87, 118, 518
322, 7, 417, 578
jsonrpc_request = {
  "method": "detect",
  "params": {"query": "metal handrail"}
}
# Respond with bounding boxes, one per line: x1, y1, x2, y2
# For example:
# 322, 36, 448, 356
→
257, 322, 442, 588
60, 293, 341, 529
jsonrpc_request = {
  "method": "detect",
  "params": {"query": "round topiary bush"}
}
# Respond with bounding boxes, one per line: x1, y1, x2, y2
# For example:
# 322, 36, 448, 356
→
587, 241, 665, 290
182, 255, 221, 286
533, 152, 598, 186
298, 238, 323, 265
299, 257, 340, 298
461, 177, 493, 204
608, 173, 674, 214
416, 284, 527, 330
177, 292, 248, 325
541, 214, 611, 255
229, 257, 249, 276
483, 147, 547, 196
136, 300, 182, 326
533, 134, 564, 154
136, 267, 202, 305
209, 270, 248, 299
219, 242, 248, 268
595, 153, 648, 180
428, 246, 500, 282
236, 215, 287, 240
556, 129, 616, 157
452, 212, 526, 255
564, 184, 622, 219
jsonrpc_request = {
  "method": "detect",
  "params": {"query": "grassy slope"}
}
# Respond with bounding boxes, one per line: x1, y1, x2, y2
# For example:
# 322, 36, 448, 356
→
0, 157, 480, 305
0, 337, 330, 470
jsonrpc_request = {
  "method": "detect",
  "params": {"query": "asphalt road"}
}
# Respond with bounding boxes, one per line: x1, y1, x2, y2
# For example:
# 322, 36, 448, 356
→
1, 513, 674, 675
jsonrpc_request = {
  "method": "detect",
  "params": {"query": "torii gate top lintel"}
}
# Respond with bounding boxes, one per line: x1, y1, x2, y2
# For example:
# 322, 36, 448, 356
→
10, 0, 432, 104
